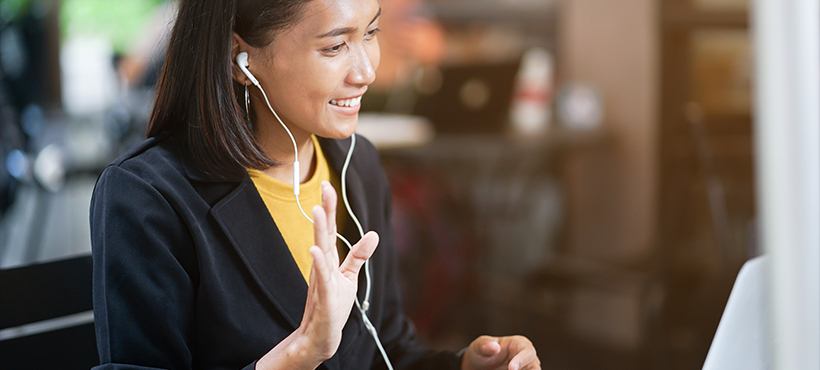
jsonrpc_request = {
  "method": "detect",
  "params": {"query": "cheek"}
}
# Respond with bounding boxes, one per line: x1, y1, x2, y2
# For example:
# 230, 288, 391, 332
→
311, 59, 346, 93
369, 42, 381, 75
287, 63, 335, 108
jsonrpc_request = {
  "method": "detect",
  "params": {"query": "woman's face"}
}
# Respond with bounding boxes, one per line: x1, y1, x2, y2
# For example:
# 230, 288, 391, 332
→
244, 0, 381, 141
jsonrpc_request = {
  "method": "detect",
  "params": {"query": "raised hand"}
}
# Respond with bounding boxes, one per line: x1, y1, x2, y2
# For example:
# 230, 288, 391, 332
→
299, 181, 379, 360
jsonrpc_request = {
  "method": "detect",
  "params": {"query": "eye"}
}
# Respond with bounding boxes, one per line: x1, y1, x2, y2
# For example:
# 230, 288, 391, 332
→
322, 42, 347, 54
365, 27, 381, 40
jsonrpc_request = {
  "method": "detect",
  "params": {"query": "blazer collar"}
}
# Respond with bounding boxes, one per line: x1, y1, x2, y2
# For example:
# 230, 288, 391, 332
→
209, 136, 371, 369
194, 136, 372, 240
317, 136, 371, 237
170, 135, 247, 183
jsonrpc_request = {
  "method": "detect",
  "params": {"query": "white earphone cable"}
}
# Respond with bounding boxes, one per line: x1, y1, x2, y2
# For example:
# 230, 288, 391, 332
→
341, 134, 372, 311
252, 81, 299, 171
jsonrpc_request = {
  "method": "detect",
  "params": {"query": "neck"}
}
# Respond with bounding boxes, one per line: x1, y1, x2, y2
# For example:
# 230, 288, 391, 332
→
255, 117, 316, 185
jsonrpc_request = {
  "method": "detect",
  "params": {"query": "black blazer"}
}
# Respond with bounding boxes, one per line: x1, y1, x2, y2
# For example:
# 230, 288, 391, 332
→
90, 135, 460, 370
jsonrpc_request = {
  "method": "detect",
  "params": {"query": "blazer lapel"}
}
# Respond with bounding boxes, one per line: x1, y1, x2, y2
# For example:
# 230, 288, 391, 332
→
211, 178, 307, 330
320, 136, 371, 236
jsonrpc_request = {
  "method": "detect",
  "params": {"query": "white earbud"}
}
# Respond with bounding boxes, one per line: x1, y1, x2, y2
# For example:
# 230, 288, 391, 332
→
236, 52, 259, 86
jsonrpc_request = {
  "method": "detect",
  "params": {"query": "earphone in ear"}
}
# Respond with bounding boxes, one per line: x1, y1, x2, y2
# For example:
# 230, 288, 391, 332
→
235, 50, 301, 189
236, 52, 259, 86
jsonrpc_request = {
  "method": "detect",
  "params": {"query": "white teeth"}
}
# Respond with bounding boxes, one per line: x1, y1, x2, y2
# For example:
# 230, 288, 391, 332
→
330, 96, 361, 107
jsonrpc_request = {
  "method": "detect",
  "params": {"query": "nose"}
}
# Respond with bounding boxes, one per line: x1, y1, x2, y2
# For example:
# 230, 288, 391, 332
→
346, 44, 377, 87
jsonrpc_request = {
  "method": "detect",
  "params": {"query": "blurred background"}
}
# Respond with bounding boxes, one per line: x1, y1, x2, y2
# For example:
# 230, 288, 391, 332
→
0, 0, 793, 369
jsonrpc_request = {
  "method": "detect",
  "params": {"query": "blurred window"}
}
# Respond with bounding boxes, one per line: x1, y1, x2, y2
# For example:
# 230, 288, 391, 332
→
690, 29, 751, 116
60, 0, 165, 53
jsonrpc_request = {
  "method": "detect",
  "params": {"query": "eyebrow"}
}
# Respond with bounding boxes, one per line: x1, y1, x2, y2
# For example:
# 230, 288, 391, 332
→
316, 7, 382, 39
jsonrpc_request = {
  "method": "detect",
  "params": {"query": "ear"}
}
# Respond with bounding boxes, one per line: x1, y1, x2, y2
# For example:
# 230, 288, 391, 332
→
231, 33, 253, 85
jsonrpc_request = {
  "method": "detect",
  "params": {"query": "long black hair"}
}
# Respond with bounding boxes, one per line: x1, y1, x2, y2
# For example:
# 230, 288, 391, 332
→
147, 0, 310, 177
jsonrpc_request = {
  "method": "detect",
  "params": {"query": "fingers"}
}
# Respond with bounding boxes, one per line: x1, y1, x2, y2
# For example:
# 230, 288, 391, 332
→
313, 182, 377, 282
465, 335, 503, 370
309, 245, 329, 289
465, 335, 540, 370
312, 205, 332, 264
321, 182, 338, 238
505, 336, 539, 370
340, 231, 379, 279
509, 349, 539, 370
321, 182, 339, 266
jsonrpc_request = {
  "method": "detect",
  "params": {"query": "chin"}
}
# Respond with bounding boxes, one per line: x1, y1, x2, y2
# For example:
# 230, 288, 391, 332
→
324, 118, 359, 139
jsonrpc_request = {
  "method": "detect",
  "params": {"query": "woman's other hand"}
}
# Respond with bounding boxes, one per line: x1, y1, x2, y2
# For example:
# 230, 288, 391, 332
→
462, 335, 541, 370
301, 181, 379, 360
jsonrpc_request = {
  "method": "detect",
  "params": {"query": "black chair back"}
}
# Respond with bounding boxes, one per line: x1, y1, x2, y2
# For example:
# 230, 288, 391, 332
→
0, 255, 98, 369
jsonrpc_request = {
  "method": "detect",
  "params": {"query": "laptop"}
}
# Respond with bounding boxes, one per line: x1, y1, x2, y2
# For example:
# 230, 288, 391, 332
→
411, 61, 520, 134
702, 256, 771, 370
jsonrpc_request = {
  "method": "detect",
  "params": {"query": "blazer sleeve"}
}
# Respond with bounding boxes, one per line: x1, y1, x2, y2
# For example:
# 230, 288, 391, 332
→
90, 165, 257, 370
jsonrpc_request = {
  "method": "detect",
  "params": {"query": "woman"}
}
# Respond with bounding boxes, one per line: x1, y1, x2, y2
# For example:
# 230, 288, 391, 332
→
90, 0, 541, 369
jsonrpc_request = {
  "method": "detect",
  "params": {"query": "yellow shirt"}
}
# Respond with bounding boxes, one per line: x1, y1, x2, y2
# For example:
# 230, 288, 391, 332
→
247, 135, 337, 282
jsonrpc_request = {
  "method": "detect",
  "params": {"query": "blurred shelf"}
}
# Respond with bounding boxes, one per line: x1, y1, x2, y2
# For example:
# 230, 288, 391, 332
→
356, 113, 435, 150
380, 126, 610, 162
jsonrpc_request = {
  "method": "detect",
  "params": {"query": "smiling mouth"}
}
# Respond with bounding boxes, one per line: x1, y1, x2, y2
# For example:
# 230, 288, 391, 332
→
329, 96, 362, 108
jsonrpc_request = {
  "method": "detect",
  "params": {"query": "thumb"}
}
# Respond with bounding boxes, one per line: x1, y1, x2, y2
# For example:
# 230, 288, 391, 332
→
339, 231, 379, 278
473, 336, 502, 358
465, 336, 504, 370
